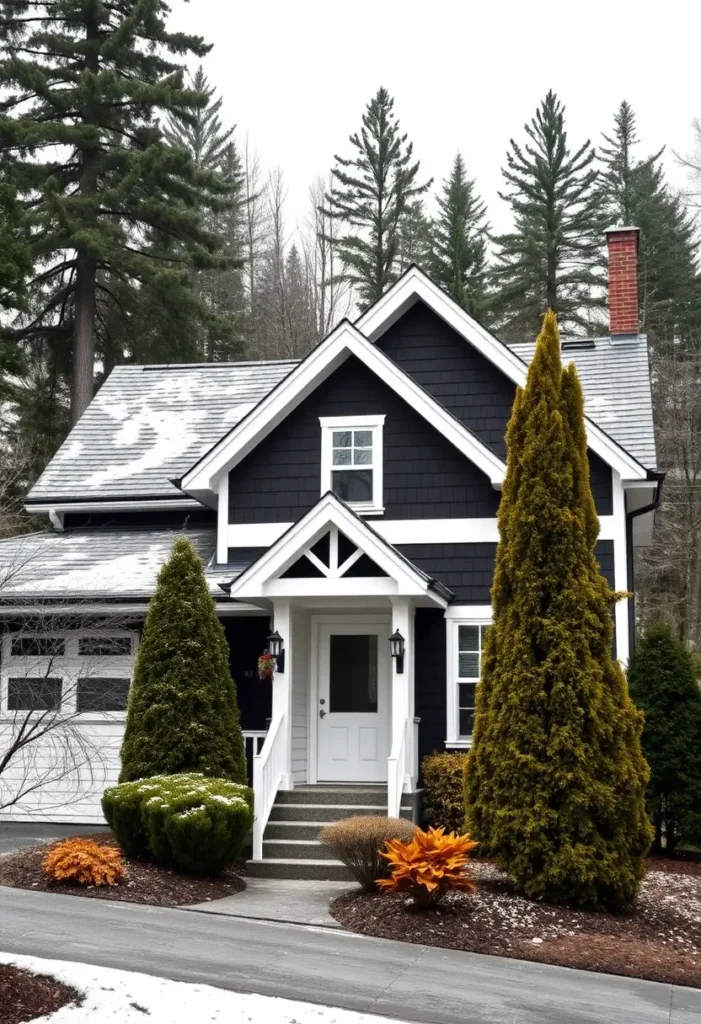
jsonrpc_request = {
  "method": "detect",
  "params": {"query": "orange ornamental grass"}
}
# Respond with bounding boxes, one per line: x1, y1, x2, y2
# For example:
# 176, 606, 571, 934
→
42, 837, 125, 887
377, 826, 478, 906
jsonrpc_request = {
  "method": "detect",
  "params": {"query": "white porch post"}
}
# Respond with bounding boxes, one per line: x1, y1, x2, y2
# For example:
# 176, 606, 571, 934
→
388, 599, 414, 815
271, 598, 293, 790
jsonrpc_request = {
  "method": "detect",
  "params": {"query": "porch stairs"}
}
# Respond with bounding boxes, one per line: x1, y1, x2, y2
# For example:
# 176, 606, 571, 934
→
247, 785, 415, 881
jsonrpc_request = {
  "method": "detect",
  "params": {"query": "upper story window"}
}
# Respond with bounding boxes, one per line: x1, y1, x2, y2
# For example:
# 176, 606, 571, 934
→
446, 616, 490, 746
319, 415, 385, 515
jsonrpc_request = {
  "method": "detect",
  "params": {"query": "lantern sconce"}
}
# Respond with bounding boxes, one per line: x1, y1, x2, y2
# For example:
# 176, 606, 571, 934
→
267, 630, 285, 673
388, 629, 405, 674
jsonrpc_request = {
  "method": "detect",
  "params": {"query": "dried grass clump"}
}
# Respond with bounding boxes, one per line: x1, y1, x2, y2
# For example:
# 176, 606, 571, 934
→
320, 815, 416, 889
378, 825, 478, 906
42, 838, 125, 887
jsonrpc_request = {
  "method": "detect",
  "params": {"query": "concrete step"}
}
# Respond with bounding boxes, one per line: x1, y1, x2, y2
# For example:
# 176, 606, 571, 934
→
247, 857, 353, 882
263, 839, 336, 860
268, 803, 388, 823
276, 787, 387, 806
264, 821, 330, 841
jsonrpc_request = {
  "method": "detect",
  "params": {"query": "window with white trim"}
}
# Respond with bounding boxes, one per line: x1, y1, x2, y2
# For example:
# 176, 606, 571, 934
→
319, 415, 385, 514
446, 618, 490, 745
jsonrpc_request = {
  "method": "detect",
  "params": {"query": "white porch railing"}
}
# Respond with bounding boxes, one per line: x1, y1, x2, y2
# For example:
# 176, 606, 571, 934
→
387, 717, 407, 819
242, 730, 267, 784
252, 714, 285, 860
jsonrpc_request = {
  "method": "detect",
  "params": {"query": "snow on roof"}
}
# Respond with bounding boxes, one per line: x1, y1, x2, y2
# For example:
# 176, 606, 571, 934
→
509, 336, 656, 470
28, 360, 297, 503
0, 526, 227, 600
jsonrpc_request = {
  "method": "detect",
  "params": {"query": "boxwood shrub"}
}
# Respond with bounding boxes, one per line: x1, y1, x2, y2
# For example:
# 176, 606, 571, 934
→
102, 773, 253, 875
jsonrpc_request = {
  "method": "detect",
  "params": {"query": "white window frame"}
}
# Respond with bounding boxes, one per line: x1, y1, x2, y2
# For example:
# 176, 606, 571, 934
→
319, 415, 385, 516
445, 608, 492, 747
0, 630, 138, 723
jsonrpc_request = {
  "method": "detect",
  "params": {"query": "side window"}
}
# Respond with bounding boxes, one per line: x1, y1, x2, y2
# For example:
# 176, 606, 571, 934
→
448, 620, 489, 744
319, 416, 385, 514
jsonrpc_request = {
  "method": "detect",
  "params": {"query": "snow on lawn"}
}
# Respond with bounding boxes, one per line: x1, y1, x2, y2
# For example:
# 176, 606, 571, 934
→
0, 952, 411, 1024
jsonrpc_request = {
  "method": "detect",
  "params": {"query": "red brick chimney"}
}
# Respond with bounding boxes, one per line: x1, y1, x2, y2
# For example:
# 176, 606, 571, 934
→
605, 226, 640, 337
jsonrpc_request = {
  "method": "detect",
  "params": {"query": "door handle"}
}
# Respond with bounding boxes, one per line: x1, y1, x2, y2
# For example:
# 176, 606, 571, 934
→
319, 709, 326, 718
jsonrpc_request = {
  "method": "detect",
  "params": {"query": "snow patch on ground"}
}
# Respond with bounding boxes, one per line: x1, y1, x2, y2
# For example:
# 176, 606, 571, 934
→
0, 952, 411, 1023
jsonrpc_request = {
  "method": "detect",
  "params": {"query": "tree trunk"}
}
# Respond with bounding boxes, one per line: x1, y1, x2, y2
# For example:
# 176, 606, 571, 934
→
71, 254, 97, 424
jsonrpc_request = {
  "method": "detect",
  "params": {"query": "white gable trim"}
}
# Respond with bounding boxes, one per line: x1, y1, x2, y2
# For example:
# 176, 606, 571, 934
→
181, 320, 506, 497
227, 492, 448, 606
357, 267, 649, 482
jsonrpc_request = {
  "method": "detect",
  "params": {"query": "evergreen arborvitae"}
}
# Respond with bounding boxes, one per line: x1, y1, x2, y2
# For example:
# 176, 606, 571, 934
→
492, 91, 604, 338
465, 311, 652, 912
0, 2, 233, 425
323, 87, 432, 307
432, 153, 489, 316
120, 538, 246, 785
628, 624, 701, 855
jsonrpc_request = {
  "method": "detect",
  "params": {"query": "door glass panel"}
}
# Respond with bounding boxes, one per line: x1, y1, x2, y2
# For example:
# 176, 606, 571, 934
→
329, 634, 378, 713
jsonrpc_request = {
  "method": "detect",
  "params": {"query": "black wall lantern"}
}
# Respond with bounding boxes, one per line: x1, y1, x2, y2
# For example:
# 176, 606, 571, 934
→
389, 629, 405, 674
267, 630, 285, 673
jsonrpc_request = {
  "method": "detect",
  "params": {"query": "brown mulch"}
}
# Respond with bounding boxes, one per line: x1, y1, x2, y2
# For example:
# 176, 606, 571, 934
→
0, 963, 80, 1024
331, 859, 701, 988
0, 832, 245, 908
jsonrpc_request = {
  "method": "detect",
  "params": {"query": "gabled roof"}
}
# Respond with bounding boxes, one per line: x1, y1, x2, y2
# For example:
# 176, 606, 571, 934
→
226, 492, 452, 605
180, 320, 507, 499
27, 360, 296, 504
356, 266, 651, 481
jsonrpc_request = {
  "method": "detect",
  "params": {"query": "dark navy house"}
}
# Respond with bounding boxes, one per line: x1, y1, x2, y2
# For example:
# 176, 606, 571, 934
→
0, 228, 660, 878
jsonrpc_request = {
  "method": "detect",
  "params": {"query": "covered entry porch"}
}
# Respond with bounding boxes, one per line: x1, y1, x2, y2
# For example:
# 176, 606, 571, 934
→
224, 493, 450, 861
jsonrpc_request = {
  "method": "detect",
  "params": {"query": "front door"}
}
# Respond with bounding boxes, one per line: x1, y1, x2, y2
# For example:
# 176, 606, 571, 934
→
316, 622, 390, 783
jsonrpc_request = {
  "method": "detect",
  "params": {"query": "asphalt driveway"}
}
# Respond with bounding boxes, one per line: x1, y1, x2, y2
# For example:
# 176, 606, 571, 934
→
0, 823, 110, 855
1, 885, 699, 1023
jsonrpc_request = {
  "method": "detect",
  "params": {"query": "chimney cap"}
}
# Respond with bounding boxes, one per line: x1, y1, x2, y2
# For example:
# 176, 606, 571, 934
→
605, 224, 640, 237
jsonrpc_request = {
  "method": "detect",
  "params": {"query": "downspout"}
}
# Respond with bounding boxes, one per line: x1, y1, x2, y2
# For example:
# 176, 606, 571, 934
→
625, 474, 664, 654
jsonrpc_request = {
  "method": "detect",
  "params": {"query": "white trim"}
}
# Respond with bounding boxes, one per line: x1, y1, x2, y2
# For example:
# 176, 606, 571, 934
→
319, 415, 385, 515
445, 612, 492, 746
356, 267, 649, 482
228, 515, 626, 551
181, 319, 507, 497
227, 492, 448, 606
217, 473, 229, 564
26, 499, 205, 515
612, 471, 630, 665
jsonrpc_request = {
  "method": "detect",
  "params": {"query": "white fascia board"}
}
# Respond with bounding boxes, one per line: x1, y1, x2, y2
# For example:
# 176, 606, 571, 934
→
228, 493, 436, 600
444, 604, 493, 620
26, 498, 204, 514
357, 267, 648, 482
182, 320, 507, 495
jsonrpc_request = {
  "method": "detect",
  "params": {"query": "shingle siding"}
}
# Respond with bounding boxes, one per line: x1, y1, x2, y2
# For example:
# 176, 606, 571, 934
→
414, 609, 448, 766
228, 355, 500, 524
399, 543, 496, 603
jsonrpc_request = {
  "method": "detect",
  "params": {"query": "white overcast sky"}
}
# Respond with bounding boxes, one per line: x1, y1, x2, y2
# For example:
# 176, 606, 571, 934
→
170, 0, 699, 237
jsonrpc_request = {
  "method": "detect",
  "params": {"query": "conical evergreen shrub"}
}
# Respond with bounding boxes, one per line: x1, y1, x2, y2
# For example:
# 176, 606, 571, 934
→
119, 537, 246, 784
628, 624, 701, 854
465, 311, 652, 912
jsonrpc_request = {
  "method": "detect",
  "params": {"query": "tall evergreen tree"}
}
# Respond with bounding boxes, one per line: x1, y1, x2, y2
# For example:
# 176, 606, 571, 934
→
465, 311, 651, 912
492, 91, 604, 338
432, 153, 489, 316
628, 624, 701, 855
600, 101, 700, 345
396, 200, 433, 275
120, 537, 246, 785
323, 87, 432, 307
0, 2, 233, 426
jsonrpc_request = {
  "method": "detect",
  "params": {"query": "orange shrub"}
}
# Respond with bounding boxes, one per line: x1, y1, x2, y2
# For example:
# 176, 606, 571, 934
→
42, 838, 125, 887
377, 826, 478, 906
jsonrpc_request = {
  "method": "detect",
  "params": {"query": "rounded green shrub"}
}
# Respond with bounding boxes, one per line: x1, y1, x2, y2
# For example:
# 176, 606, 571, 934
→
421, 751, 468, 833
102, 773, 253, 875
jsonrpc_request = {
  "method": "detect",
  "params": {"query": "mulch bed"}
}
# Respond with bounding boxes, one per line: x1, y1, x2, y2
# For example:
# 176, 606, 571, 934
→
331, 859, 701, 988
0, 832, 245, 908
0, 963, 80, 1024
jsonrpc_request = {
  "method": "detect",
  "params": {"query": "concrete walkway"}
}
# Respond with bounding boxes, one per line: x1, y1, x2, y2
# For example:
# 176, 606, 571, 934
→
2, 884, 700, 1023
189, 877, 350, 928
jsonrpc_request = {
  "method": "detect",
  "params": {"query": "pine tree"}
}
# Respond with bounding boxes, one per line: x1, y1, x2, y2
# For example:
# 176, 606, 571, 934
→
465, 311, 652, 912
396, 200, 434, 275
628, 624, 701, 854
120, 538, 246, 785
0, 2, 233, 425
600, 101, 701, 345
492, 91, 604, 338
432, 153, 489, 316
323, 87, 432, 307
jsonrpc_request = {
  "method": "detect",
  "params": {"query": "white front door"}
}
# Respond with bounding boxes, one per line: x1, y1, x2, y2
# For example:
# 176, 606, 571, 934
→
316, 621, 390, 783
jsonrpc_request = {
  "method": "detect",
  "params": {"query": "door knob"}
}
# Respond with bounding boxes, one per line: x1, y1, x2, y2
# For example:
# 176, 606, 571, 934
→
319, 709, 326, 718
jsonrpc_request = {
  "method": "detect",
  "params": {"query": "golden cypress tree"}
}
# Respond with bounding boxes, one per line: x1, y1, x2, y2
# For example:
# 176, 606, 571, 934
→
465, 311, 651, 912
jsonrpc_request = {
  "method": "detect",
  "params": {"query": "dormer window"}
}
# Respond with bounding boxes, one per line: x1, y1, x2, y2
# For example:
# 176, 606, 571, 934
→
319, 415, 385, 515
